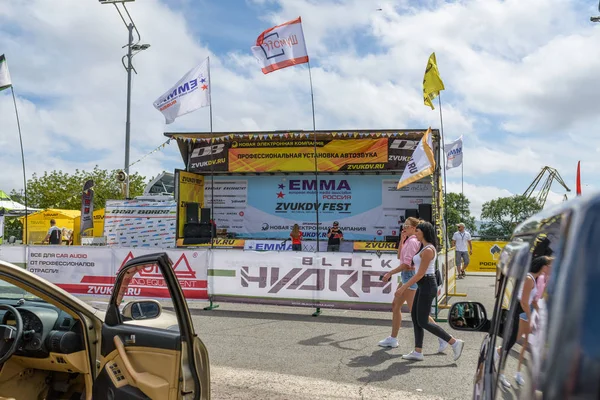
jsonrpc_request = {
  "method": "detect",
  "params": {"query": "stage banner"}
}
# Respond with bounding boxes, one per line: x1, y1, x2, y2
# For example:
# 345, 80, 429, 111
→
112, 248, 209, 299
175, 170, 205, 239
176, 238, 245, 249
27, 246, 114, 295
206, 175, 432, 240
188, 135, 424, 174
467, 241, 507, 273
353, 241, 398, 253
209, 250, 399, 311
243, 239, 352, 252
104, 200, 177, 248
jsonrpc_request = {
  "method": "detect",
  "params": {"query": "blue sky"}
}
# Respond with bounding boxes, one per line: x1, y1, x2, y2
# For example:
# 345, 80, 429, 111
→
1, 0, 599, 217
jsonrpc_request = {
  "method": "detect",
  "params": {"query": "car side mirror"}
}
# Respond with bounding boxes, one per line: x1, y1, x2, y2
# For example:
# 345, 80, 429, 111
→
122, 299, 162, 321
448, 301, 490, 332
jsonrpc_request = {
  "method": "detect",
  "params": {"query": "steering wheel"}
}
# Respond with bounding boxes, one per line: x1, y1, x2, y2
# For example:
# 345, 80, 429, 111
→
0, 305, 23, 364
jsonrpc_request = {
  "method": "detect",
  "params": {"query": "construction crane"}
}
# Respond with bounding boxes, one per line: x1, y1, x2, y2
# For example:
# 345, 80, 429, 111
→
523, 166, 570, 208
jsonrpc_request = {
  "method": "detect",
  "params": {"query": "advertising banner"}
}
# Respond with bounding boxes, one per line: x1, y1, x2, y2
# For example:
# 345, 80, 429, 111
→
0, 245, 27, 268
466, 241, 506, 273
80, 179, 94, 236
207, 175, 432, 240
243, 239, 353, 253
209, 250, 400, 311
353, 241, 398, 253
176, 238, 245, 249
188, 136, 423, 174
175, 170, 205, 239
112, 248, 209, 299
104, 200, 177, 248
27, 246, 114, 295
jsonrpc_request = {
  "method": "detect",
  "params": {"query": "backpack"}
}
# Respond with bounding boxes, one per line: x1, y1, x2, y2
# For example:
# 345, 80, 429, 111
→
49, 228, 61, 244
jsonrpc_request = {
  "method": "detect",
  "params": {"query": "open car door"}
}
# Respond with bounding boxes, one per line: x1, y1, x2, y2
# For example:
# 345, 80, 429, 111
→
93, 252, 210, 400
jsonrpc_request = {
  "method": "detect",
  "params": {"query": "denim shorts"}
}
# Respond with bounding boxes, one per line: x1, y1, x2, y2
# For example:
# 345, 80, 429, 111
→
401, 269, 418, 290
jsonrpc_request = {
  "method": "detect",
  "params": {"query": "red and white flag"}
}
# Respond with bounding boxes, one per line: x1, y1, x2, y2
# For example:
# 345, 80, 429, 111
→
251, 17, 309, 74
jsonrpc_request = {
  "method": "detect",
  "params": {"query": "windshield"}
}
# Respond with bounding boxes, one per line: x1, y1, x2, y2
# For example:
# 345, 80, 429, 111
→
0, 280, 44, 301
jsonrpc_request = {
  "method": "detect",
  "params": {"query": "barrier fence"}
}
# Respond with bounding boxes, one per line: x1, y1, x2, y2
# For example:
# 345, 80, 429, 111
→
0, 245, 467, 315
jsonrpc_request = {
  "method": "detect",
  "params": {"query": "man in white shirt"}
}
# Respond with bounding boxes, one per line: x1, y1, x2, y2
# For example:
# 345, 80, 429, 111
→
452, 223, 472, 278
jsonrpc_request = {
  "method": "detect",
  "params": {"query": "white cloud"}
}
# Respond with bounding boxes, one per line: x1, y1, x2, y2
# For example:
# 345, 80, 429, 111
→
0, 0, 598, 224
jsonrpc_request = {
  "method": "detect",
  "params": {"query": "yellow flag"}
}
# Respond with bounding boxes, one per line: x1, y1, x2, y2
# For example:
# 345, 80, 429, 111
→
423, 52, 445, 110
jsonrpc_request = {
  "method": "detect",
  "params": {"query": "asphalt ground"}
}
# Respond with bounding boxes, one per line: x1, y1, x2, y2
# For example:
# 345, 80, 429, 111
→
187, 273, 496, 400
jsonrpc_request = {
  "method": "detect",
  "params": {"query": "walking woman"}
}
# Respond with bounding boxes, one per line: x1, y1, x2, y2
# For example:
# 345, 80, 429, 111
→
290, 224, 303, 251
395, 221, 465, 361
378, 217, 448, 353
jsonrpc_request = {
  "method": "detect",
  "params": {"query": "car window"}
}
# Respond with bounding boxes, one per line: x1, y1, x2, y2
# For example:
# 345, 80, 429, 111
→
114, 262, 180, 332
493, 213, 565, 399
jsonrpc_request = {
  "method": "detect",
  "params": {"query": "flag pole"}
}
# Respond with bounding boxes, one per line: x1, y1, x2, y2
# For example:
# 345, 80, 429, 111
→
461, 146, 464, 221
10, 86, 28, 245
437, 94, 450, 306
208, 56, 215, 249
307, 61, 320, 252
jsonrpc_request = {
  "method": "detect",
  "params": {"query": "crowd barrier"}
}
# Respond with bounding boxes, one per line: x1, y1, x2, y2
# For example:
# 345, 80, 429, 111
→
0, 245, 462, 315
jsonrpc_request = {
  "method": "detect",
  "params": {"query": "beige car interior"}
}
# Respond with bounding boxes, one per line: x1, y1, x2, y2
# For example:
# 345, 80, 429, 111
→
0, 271, 185, 400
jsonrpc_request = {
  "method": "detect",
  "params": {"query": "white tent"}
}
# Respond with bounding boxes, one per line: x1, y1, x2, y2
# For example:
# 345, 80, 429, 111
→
0, 190, 39, 216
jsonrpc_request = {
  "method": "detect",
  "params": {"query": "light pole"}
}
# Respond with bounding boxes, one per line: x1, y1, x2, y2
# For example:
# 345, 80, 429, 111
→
100, 0, 149, 199
592, 1, 600, 22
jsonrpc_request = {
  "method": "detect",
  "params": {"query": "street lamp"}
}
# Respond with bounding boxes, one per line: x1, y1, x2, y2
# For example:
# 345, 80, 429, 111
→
592, 1, 600, 22
100, 0, 149, 199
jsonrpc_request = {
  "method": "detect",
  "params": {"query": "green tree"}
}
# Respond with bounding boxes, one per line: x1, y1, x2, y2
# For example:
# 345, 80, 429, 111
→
445, 192, 477, 239
15, 166, 146, 210
479, 195, 542, 239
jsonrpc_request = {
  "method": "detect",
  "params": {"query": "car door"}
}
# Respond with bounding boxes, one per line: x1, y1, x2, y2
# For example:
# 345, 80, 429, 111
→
92, 252, 210, 400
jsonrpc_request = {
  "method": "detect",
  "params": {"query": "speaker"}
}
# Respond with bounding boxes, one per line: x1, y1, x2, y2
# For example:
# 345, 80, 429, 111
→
200, 207, 211, 224
418, 204, 433, 224
183, 222, 213, 239
405, 209, 419, 219
385, 236, 399, 243
186, 203, 199, 223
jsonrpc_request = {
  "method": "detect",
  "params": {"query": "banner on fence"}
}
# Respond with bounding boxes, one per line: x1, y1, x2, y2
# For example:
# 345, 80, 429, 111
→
26, 246, 209, 299
203, 175, 431, 240
104, 199, 177, 248
209, 250, 401, 311
188, 135, 426, 174
466, 241, 507, 273
0, 246, 27, 268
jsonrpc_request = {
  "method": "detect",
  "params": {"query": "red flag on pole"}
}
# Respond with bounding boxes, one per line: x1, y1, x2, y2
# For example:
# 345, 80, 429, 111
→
576, 161, 581, 196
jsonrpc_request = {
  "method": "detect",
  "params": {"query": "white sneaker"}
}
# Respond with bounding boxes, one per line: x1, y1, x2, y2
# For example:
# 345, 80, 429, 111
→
451, 339, 464, 361
499, 374, 512, 388
378, 336, 398, 348
438, 338, 448, 353
515, 372, 525, 386
402, 351, 424, 361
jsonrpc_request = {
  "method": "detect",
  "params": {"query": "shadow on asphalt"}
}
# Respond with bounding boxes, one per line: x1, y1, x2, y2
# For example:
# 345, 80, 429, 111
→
298, 333, 373, 350
356, 360, 459, 383
179, 307, 412, 327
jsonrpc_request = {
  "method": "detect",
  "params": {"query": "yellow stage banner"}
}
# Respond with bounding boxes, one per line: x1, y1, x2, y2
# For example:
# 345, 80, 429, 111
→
228, 138, 388, 172
176, 171, 204, 239
353, 241, 398, 252
466, 241, 507, 273
176, 238, 245, 249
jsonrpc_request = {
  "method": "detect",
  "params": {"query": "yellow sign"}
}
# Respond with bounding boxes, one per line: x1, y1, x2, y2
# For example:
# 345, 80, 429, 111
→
353, 241, 397, 252
465, 241, 508, 273
176, 171, 204, 239
176, 238, 245, 249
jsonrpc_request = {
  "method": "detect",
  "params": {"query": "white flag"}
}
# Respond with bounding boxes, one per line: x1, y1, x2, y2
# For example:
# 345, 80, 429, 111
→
0, 54, 12, 92
153, 57, 210, 124
444, 136, 463, 170
397, 128, 436, 190
0, 214, 4, 240
251, 17, 309, 74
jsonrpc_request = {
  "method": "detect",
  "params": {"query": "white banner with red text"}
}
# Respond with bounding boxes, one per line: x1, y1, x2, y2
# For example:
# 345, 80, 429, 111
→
26, 246, 209, 300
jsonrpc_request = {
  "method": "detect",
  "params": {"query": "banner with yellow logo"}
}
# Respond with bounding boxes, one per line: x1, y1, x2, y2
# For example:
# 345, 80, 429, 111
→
465, 241, 508, 273
175, 170, 204, 239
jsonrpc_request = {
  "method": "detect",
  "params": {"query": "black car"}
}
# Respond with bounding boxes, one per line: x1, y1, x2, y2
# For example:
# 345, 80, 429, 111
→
448, 193, 600, 399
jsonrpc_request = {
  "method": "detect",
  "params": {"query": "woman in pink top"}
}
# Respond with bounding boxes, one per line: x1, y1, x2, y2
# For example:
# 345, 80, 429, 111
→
378, 218, 448, 352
